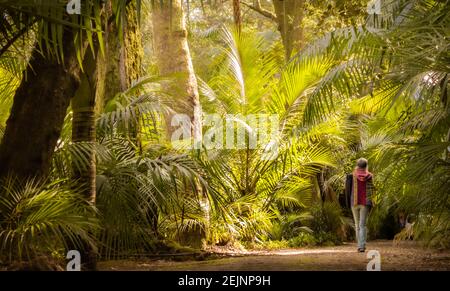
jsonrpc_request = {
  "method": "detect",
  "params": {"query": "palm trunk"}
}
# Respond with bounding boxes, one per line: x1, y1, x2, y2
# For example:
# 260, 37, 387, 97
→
71, 41, 99, 270
0, 29, 82, 180
272, 0, 305, 60
72, 50, 97, 204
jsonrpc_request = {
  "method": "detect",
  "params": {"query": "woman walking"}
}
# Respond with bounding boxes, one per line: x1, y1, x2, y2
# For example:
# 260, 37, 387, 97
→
350, 158, 375, 252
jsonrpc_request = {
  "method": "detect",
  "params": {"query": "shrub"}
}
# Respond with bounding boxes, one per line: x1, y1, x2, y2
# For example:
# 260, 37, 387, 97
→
288, 233, 317, 247
308, 202, 351, 243
0, 177, 98, 263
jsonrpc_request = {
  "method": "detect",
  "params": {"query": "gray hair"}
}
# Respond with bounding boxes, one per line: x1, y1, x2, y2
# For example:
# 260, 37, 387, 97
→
356, 158, 368, 169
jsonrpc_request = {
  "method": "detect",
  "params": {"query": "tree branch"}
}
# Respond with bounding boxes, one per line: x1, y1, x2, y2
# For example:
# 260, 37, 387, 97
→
0, 22, 35, 57
241, 0, 277, 21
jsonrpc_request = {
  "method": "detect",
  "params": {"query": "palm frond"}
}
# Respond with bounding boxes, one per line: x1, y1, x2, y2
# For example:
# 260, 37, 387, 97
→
0, 176, 98, 262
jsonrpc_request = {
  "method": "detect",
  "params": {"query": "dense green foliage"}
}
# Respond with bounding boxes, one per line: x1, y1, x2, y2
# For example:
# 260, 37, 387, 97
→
0, 0, 449, 268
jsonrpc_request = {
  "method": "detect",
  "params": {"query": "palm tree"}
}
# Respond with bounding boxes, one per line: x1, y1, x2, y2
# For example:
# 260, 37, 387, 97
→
92, 72, 209, 254
195, 27, 341, 242
359, 0, 450, 247
290, 0, 450, 246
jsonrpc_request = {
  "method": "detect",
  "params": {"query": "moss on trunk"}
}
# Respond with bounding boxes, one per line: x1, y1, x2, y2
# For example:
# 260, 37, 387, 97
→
0, 29, 82, 180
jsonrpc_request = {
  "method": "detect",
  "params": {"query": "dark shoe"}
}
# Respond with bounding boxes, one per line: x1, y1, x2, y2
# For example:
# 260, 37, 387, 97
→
358, 248, 366, 253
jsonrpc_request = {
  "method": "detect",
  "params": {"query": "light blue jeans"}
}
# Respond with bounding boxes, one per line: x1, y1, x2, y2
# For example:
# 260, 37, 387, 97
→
351, 205, 369, 249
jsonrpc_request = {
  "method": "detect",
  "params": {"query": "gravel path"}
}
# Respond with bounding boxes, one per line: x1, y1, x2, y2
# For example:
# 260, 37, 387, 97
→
98, 240, 450, 271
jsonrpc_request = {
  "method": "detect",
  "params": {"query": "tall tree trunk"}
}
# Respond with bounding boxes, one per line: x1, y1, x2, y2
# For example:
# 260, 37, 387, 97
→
272, 0, 305, 60
152, 0, 202, 143
233, 0, 242, 31
72, 47, 97, 203
96, 1, 142, 113
71, 43, 98, 271
96, 0, 143, 148
0, 29, 82, 180
152, 0, 205, 249
73, 1, 143, 266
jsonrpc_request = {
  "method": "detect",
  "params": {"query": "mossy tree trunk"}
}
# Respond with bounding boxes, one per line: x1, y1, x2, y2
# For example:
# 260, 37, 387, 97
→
96, 0, 143, 113
0, 29, 82, 180
71, 0, 143, 266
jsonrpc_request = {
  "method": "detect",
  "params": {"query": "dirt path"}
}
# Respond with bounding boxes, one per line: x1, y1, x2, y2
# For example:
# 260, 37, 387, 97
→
98, 240, 450, 271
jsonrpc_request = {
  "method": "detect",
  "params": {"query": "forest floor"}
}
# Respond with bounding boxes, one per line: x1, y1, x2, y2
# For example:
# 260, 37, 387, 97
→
98, 240, 450, 271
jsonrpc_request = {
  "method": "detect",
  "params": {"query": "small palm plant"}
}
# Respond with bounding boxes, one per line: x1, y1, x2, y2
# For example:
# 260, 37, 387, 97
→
0, 176, 98, 263
195, 27, 349, 244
